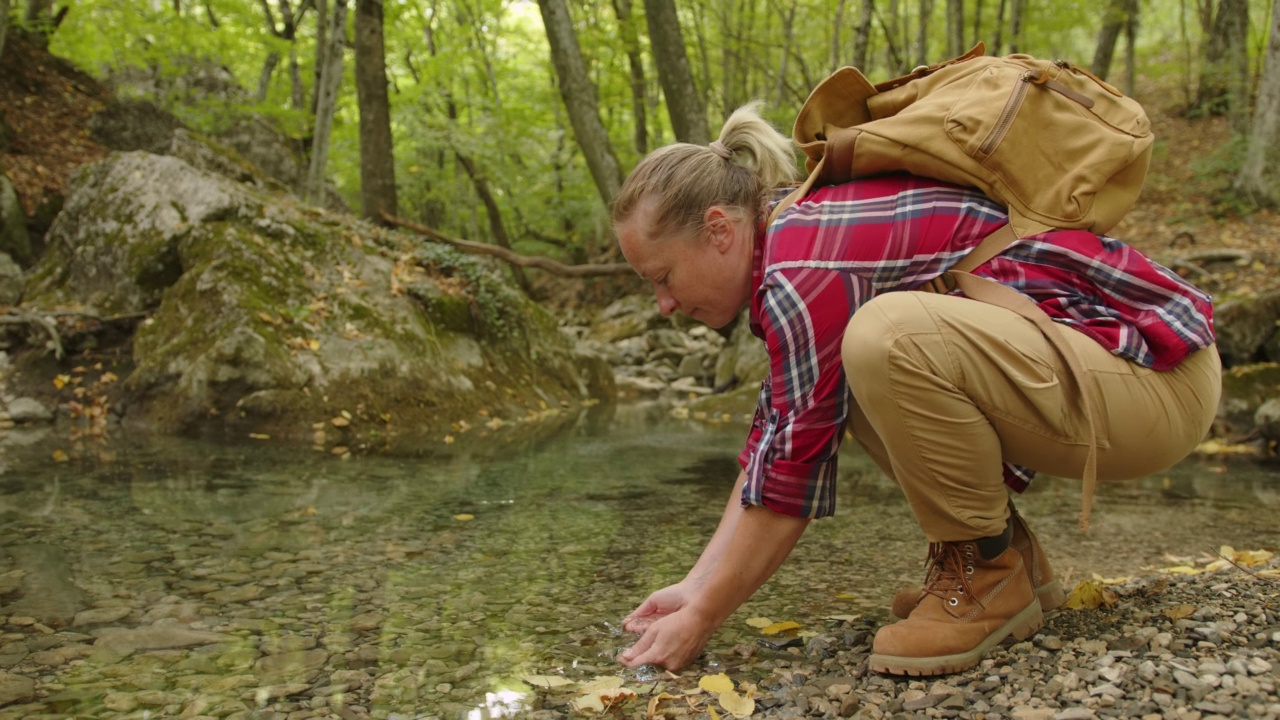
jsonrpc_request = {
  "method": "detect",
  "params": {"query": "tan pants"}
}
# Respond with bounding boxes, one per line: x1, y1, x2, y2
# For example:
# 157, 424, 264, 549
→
840, 291, 1222, 542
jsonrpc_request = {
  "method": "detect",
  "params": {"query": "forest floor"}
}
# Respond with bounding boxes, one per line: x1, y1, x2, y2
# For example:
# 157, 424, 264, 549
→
2, 27, 1279, 312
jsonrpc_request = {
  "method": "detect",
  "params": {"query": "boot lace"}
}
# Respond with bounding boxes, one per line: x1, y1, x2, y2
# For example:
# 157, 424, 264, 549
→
920, 541, 984, 610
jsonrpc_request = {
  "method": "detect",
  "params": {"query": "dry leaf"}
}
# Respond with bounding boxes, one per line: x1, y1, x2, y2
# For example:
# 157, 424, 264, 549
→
51, 449, 68, 463
698, 673, 734, 693
759, 620, 801, 636
1063, 580, 1118, 610
522, 675, 573, 689
719, 690, 755, 718
453, 514, 474, 522
578, 676, 624, 694
571, 694, 604, 713
744, 617, 773, 628
1163, 604, 1197, 620
248, 433, 270, 440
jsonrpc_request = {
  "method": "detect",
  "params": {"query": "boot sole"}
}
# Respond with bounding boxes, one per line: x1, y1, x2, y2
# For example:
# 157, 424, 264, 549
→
890, 580, 1067, 622
869, 601, 1044, 676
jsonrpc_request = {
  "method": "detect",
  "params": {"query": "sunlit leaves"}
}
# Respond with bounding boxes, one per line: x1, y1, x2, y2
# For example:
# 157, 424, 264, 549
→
1063, 579, 1119, 610
697, 673, 734, 693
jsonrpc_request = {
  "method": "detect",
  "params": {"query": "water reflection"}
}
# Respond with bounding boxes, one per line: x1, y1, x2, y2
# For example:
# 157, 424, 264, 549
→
0, 415, 1276, 718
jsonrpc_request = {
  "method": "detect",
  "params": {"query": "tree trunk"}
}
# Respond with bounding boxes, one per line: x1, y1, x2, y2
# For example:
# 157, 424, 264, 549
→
1193, 0, 1249, 121
307, 0, 347, 206
643, 0, 709, 144
289, 50, 306, 110
992, 0, 1007, 55
1008, 0, 1025, 54
0, 0, 11, 61
971, 0, 983, 48
1123, 0, 1138, 96
775, 0, 797, 107
611, 0, 648, 155
1233, 0, 1280, 207
854, 0, 873, 69
354, 0, 397, 222
916, 0, 935, 67
312, 0, 328, 115
536, 0, 623, 208
257, 52, 282, 102
1091, 0, 1129, 80
946, 0, 963, 57
831, 0, 848, 72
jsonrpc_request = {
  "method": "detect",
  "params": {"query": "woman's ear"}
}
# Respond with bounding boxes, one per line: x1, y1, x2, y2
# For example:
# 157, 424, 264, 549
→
703, 206, 737, 252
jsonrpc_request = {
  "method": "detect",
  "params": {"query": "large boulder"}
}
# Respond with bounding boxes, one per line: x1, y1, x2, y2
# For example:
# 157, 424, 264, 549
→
18, 149, 613, 448
0, 175, 30, 266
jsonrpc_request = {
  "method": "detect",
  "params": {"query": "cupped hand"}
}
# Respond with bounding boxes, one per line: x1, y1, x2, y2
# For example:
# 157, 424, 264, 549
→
622, 582, 693, 633
617, 606, 716, 670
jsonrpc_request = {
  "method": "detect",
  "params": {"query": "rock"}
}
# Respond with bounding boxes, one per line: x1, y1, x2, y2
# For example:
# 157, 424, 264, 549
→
93, 626, 234, 656
15, 151, 607, 445
0, 672, 34, 706
0, 545, 86, 627
254, 649, 330, 685
4, 398, 52, 423
0, 176, 31, 266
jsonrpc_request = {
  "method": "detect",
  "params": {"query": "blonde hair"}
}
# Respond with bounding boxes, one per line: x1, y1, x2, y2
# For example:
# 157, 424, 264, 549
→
613, 101, 797, 239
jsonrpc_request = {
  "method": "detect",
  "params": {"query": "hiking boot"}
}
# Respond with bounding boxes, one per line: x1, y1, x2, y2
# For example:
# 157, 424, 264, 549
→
870, 540, 1043, 676
888, 505, 1066, 620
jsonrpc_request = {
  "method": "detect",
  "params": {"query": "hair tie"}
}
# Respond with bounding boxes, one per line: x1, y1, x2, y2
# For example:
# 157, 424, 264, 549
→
708, 140, 733, 160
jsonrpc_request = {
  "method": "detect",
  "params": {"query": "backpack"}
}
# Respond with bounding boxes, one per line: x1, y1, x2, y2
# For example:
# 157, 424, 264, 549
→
770, 43, 1155, 530
770, 42, 1153, 251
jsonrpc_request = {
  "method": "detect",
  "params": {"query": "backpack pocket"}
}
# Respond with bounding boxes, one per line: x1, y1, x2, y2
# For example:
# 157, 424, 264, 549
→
943, 59, 1152, 231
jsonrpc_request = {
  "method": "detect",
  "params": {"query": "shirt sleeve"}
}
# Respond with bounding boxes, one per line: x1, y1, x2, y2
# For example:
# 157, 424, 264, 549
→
738, 268, 874, 519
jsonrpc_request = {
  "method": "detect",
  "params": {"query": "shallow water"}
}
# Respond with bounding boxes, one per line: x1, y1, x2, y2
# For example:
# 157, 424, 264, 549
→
0, 409, 1276, 718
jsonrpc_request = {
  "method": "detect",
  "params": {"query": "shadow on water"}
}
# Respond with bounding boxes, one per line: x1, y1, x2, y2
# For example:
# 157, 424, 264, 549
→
0, 413, 1276, 718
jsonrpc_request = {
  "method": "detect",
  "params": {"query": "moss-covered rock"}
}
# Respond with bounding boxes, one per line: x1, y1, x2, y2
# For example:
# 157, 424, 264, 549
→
17, 149, 613, 450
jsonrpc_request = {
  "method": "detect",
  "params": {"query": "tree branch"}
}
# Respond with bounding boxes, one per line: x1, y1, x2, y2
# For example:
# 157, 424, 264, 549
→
381, 212, 634, 278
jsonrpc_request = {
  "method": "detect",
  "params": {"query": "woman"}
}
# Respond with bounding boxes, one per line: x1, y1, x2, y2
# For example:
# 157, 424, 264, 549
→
613, 102, 1220, 677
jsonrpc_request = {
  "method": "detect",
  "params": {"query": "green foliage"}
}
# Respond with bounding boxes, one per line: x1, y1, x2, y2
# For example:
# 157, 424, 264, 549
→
1189, 134, 1262, 218
39, 0, 1280, 270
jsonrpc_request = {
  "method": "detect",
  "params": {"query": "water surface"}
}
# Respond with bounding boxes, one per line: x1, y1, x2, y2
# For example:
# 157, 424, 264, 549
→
0, 409, 1276, 718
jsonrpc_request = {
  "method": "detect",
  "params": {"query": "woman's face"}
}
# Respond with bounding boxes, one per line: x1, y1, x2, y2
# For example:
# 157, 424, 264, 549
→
617, 199, 755, 329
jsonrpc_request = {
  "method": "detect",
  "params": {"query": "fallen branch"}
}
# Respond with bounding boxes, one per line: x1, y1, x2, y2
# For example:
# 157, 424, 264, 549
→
381, 212, 634, 278
0, 309, 149, 360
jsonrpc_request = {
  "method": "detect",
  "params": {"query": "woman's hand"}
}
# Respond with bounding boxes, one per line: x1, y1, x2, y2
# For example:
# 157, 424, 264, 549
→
622, 582, 694, 633
617, 605, 716, 670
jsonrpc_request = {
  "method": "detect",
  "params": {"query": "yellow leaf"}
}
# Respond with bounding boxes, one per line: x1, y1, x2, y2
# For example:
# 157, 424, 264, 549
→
331, 416, 350, 427
708, 704, 723, 720
522, 675, 573, 689
834, 592, 858, 600
1063, 580, 1118, 609
248, 433, 270, 440
99, 372, 119, 384
1163, 604, 1197, 620
453, 514, 474, 522
51, 449, 68, 463
1160, 565, 1202, 575
443, 435, 455, 444
744, 617, 773, 628
307, 339, 320, 351
571, 694, 604, 713
53, 374, 70, 389
759, 620, 801, 636
719, 690, 755, 718
698, 673, 734, 693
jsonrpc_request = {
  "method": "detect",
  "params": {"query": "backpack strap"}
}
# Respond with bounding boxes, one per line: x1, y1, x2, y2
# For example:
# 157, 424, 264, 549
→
919, 224, 1018, 294
945, 270, 1100, 532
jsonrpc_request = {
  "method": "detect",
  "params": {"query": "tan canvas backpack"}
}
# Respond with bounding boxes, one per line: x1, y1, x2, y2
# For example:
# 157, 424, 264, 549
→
772, 43, 1156, 529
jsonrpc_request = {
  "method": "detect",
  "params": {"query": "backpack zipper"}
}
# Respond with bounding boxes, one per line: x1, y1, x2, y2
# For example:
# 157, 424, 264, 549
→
978, 71, 1033, 157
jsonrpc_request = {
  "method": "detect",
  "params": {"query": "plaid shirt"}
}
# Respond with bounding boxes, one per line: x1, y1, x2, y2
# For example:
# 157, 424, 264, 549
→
737, 175, 1216, 519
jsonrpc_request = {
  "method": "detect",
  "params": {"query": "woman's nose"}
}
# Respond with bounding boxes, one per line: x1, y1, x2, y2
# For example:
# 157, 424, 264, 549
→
655, 287, 678, 316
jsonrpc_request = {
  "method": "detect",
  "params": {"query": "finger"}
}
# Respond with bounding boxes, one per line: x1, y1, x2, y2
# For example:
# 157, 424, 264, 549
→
617, 632, 655, 666
622, 615, 655, 633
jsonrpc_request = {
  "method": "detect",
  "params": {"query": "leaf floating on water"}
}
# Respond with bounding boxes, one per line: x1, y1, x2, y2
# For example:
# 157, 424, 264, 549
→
570, 694, 604, 713
249, 433, 270, 440
1063, 580, 1118, 610
578, 676, 624, 694
453, 514, 475, 522
744, 617, 773, 628
719, 690, 755, 718
759, 620, 801, 636
1163, 604, 1197, 620
51, 449, 69, 463
698, 673, 734, 693
1194, 439, 1257, 455
522, 675, 573, 689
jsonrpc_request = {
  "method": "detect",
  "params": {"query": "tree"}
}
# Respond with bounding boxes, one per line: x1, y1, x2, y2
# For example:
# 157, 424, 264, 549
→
0, 0, 10, 60
354, 0, 397, 221
1091, 0, 1138, 93
612, 0, 648, 155
643, 0, 709, 144
946, 0, 964, 57
307, 0, 347, 206
255, 0, 313, 108
536, 0, 623, 209
1192, 0, 1249, 130
853, 0, 873, 70
1233, 0, 1280, 207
